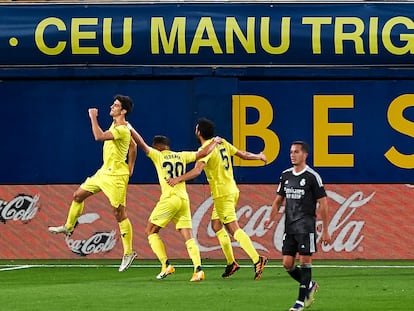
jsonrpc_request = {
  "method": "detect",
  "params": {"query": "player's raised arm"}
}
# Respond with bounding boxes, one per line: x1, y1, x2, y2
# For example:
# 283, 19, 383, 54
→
88, 108, 114, 141
195, 136, 222, 160
128, 139, 137, 177
127, 123, 151, 155
235, 149, 267, 164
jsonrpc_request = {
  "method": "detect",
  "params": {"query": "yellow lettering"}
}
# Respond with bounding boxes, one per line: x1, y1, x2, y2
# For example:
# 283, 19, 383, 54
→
335, 17, 365, 54
35, 17, 66, 56
314, 95, 354, 167
71, 18, 99, 55
261, 17, 290, 54
103, 18, 132, 55
232, 95, 279, 166
190, 17, 222, 54
384, 94, 414, 168
151, 17, 186, 54
302, 17, 332, 54
383, 17, 414, 55
226, 17, 255, 54
369, 17, 379, 54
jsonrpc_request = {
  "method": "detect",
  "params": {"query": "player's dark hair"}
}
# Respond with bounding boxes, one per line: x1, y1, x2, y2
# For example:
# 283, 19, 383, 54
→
197, 118, 215, 139
115, 94, 133, 116
292, 140, 309, 153
153, 135, 170, 147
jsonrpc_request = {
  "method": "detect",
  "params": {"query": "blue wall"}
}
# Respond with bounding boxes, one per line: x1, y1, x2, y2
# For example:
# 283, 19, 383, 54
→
1, 2, 414, 184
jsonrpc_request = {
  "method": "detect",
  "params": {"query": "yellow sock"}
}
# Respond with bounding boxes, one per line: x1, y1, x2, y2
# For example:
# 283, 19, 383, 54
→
118, 218, 133, 255
186, 238, 201, 272
234, 228, 259, 264
65, 201, 84, 230
148, 233, 168, 269
216, 228, 235, 265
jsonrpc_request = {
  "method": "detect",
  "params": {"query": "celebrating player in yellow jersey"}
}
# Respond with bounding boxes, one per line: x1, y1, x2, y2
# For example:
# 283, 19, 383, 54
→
127, 124, 221, 282
49, 95, 138, 272
166, 118, 268, 280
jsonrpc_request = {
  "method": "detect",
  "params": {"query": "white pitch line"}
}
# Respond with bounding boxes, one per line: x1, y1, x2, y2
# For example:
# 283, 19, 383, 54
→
0, 264, 414, 270
0, 265, 33, 271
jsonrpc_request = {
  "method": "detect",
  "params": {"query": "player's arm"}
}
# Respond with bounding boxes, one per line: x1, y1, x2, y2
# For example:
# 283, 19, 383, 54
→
127, 124, 151, 155
88, 108, 114, 141
235, 149, 267, 164
317, 196, 331, 245
195, 136, 222, 160
265, 194, 284, 228
166, 160, 206, 187
128, 139, 137, 177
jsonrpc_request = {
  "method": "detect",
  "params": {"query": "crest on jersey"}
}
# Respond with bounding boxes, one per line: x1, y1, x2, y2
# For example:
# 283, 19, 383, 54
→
300, 178, 306, 186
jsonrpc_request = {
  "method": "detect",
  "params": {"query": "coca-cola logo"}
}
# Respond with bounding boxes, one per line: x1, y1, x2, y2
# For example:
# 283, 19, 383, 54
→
321, 190, 374, 252
64, 213, 117, 257
192, 197, 272, 252
66, 230, 117, 257
192, 190, 375, 254
0, 193, 40, 224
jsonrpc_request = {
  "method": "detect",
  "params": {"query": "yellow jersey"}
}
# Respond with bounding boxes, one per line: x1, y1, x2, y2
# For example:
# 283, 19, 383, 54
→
148, 148, 197, 200
198, 138, 239, 199
100, 122, 131, 176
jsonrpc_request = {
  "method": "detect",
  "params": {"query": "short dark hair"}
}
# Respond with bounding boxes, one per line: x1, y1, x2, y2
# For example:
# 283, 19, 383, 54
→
114, 94, 133, 116
292, 140, 309, 153
197, 118, 215, 139
153, 135, 170, 147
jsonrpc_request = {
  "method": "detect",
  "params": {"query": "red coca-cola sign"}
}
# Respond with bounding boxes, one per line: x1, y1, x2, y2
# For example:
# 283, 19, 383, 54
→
0, 184, 413, 259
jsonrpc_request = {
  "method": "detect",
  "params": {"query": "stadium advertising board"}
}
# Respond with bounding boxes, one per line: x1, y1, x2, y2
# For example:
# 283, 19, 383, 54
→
1, 184, 413, 260
1, 3, 414, 66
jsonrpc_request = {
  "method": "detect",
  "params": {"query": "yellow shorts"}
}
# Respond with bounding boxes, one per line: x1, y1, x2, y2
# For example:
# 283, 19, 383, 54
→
211, 192, 239, 224
81, 170, 129, 208
149, 194, 192, 229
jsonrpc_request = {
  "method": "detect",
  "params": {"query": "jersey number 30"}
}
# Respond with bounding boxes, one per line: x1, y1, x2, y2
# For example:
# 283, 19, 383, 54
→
163, 161, 185, 178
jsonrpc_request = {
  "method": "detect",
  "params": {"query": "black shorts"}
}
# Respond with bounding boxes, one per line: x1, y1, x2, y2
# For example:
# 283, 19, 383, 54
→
282, 233, 317, 256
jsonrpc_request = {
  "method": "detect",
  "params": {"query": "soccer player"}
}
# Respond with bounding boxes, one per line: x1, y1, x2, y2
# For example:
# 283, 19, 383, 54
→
268, 141, 331, 311
127, 124, 221, 282
49, 94, 137, 272
166, 118, 268, 280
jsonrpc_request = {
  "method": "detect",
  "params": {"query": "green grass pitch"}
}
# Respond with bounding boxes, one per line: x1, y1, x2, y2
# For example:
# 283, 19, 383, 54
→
1, 259, 413, 311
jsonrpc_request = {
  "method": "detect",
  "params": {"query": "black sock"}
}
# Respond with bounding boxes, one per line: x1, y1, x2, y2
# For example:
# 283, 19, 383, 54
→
287, 265, 302, 283
298, 264, 312, 302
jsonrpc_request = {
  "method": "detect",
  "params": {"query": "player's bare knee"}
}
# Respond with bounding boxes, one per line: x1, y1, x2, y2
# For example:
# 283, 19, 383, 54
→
145, 228, 155, 236
113, 206, 127, 222
72, 193, 83, 203
145, 223, 160, 236
283, 256, 295, 270
178, 228, 193, 241
211, 220, 223, 233
72, 188, 92, 203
